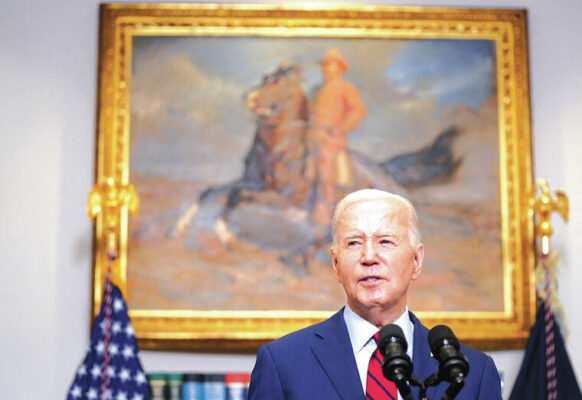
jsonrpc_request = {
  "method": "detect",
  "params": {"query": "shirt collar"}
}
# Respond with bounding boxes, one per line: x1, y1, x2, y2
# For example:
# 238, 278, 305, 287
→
343, 304, 414, 356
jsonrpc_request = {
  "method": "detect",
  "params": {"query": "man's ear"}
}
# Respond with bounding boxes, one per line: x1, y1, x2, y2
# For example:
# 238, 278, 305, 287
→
331, 247, 341, 282
411, 244, 424, 281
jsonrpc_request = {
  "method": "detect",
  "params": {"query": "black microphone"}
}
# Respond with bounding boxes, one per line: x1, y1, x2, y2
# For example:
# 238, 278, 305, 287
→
378, 324, 414, 400
428, 325, 469, 399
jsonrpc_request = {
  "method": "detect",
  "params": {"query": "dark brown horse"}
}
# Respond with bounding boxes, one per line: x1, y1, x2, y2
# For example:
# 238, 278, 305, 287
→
243, 63, 312, 205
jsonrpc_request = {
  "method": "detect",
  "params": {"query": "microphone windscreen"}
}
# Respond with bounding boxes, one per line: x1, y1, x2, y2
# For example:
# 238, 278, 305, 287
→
428, 325, 459, 352
378, 324, 407, 354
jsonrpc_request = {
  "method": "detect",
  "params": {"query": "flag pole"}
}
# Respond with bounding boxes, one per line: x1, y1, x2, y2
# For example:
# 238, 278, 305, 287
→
529, 178, 569, 400
86, 177, 139, 400
67, 178, 147, 400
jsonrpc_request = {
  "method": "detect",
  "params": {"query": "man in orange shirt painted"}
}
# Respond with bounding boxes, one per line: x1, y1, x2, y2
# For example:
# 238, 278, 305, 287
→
309, 48, 367, 226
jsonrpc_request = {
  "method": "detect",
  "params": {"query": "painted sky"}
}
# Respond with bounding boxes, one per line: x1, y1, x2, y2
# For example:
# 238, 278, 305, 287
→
385, 39, 495, 111
130, 36, 496, 182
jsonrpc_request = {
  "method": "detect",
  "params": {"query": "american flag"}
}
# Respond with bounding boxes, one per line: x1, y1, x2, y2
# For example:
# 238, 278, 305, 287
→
509, 253, 582, 399
66, 278, 150, 400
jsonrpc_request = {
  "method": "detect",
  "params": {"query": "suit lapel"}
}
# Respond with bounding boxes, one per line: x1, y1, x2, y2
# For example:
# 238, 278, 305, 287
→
310, 310, 446, 399
311, 310, 365, 400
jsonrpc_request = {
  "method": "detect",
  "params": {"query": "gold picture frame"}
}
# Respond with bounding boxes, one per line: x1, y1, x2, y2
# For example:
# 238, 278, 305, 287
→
92, 3, 535, 351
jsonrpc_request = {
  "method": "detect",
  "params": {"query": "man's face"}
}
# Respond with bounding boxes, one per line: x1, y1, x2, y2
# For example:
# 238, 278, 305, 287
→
331, 198, 423, 322
322, 60, 343, 81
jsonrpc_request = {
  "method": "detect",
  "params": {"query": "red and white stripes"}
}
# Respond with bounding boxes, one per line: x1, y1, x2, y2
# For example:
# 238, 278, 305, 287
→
541, 253, 557, 400
99, 250, 117, 400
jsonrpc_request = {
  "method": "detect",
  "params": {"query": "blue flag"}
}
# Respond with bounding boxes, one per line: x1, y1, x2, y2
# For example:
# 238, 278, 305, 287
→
66, 282, 150, 400
510, 301, 582, 399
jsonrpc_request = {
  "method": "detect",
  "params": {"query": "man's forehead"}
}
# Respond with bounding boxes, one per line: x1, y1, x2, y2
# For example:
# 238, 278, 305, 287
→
338, 199, 409, 231
342, 197, 407, 217
341, 228, 399, 238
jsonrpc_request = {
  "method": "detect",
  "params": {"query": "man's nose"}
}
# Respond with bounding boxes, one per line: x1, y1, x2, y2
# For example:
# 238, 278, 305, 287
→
361, 240, 379, 265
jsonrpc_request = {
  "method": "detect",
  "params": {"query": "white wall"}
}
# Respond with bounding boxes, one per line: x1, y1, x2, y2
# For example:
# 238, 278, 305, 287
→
1, 0, 580, 398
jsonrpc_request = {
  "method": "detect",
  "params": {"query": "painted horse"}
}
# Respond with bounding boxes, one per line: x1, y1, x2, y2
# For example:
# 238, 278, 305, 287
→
166, 63, 462, 273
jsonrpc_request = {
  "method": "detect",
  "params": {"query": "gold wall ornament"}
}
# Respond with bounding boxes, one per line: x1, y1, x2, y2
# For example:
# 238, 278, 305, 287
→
529, 180, 570, 341
92, 3, 536, 351
87, 177, 140, 230
529, 178, 569, 255
87, 177, 139, 302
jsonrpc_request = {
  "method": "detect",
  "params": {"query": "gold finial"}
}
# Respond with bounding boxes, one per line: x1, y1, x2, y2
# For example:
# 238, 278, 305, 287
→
529, 178, 569, 255
87, 177, 139, 254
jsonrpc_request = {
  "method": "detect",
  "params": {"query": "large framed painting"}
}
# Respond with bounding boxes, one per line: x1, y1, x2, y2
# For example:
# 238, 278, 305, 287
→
92, 3, 535, 351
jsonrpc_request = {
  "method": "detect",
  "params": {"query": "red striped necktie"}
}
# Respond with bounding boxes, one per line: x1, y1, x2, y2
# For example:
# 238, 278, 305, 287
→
365, 331, 398, 400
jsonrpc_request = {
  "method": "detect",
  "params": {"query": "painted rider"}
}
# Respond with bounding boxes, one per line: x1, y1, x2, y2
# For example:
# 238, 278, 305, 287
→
309, 48, 367, 226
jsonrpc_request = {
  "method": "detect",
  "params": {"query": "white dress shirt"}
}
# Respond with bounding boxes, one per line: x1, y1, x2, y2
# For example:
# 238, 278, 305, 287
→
343, 304, 414, 400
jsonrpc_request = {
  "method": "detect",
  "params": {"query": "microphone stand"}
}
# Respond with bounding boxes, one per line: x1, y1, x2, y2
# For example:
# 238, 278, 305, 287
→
391, 371, 466, 400
440, 374, 466, 400
415, 372, 465, 400
408, 374, 427, 400
391, 368, 415, 400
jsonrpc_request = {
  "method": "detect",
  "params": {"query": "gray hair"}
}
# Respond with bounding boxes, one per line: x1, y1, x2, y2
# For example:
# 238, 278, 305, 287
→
331, 189, 421, 248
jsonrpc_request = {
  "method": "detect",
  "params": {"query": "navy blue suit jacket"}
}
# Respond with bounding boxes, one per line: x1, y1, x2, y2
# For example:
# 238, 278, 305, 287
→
249, 309, 501, 399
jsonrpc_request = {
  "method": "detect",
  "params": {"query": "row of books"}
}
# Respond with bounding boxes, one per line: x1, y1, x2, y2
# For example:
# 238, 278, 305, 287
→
148, 372, 251, 400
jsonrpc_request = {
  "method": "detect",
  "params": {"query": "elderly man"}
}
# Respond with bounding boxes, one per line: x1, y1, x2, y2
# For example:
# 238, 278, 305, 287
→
248, 189, 501, 399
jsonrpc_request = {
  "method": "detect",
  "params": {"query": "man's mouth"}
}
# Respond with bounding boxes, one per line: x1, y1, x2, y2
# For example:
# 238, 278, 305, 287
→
361, 276, 381, 283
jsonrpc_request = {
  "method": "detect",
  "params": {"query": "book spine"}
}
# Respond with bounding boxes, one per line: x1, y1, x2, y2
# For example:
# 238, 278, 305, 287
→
225, 383, 248, 400
204, 374, 226, 400
167, 373, 183, 400
182, 373, 204, 400
148, 373, 168, 400
225, 372, 251, 400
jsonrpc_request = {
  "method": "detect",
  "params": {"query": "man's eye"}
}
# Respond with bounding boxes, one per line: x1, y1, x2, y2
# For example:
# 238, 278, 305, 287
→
347, 240, 360, 247
380, 239, 394, 246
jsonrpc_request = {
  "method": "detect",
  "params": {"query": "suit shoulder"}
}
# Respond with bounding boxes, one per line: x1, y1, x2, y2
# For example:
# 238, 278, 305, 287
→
460, 342, 494, 363
264, 318, 328, 351
261, 311, 342, 355
459, 342, 500, 383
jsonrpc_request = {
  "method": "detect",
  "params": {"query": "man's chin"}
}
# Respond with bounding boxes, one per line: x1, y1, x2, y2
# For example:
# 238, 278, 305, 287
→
353, 298, 390, 313
352, 297, 403, 315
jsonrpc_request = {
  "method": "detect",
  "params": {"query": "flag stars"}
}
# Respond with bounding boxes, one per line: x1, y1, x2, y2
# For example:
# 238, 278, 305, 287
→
77, 365, 87, 377
122, 345, 134, 359
96, 341, 105, 355
67, 285, 150, 400
119, 368, 131, 382
115, 391, 128, 400
135, 371, 147, 385
86, 387, 98, 400
109, 343, 119, 357
70, 385, 82, 398
90, 364, 102, 379
112, 321, 122, 335
125, 324, 135, 338
113, 298, 124, 312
